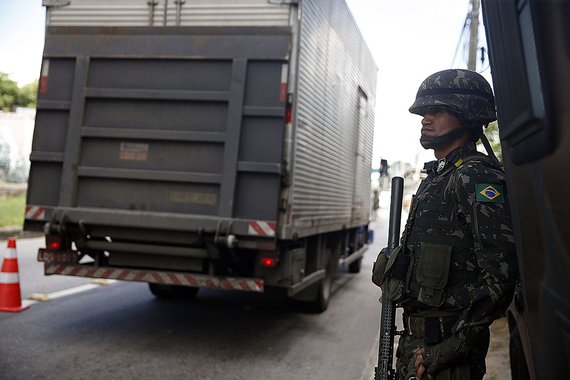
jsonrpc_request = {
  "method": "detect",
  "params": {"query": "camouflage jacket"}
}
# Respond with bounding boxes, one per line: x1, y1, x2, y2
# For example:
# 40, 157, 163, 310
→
400, 142, 517, 350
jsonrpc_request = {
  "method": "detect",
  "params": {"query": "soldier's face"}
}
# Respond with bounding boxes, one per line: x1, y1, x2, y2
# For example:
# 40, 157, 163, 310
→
420, 107, 462, 138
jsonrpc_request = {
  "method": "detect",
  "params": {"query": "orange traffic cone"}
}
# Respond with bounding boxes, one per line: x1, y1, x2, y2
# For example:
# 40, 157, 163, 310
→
0, 237, 29, 312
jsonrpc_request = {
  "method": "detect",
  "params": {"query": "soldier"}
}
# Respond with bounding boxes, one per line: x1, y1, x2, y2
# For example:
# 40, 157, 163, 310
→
372, 69, 518, 380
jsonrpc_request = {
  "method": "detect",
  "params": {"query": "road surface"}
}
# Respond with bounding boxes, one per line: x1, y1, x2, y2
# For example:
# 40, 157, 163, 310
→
0, 206, 509, 379
0, 212, 390, 380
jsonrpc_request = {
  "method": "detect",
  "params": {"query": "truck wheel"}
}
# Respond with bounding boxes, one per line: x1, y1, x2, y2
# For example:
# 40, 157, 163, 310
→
148, 283, 199, 299
305, 275, 332, 313
348, 257, 362, 273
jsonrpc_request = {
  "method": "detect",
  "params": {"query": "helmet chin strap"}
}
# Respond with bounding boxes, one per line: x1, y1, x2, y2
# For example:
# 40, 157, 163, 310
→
420, 128, 465, 150
421, 126, 503, 167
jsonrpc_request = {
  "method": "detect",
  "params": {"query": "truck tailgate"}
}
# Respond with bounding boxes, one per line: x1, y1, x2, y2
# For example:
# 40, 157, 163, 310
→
26, 26, 291, 239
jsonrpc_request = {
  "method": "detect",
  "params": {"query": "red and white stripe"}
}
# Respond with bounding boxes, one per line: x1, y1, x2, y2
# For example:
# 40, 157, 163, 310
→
40, 59, 49, 95
280, 63, 288, 103
1, 241, 20, 286
44, 263, 264, 293
25, 205, 45, 220
248, 221, 276, 237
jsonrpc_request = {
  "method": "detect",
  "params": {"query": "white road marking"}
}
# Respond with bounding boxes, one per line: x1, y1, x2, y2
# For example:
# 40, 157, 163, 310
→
26, 279, 119, 302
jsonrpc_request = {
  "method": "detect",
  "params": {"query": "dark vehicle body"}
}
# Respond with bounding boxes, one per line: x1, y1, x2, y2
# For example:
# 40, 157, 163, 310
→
483, 0, 570, 378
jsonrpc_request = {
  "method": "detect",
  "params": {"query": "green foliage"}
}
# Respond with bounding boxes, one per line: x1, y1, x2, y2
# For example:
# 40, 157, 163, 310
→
0, 72, 19, 111
0, 195, 25, 227
480, 121, 503, 163
19, 80, 38, 108
0, 72, 38, 111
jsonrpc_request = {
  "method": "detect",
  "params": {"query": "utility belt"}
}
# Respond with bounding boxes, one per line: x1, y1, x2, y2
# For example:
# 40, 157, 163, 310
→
404, 313, 459, 345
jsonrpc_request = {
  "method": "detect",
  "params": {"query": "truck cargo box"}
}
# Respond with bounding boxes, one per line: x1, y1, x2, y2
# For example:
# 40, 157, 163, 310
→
27, 0, 377, 311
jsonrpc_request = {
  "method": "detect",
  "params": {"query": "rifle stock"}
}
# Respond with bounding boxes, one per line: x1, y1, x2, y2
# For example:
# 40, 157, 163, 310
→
374, 176, 404, 380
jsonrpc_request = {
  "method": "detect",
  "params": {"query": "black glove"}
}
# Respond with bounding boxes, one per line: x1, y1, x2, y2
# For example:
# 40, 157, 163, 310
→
371, 247, 388, 287
421, 335, 464, 375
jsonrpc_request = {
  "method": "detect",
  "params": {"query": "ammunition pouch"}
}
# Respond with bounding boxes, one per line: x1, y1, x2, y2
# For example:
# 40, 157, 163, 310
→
416, 243, 452, 307
382, 245, 409, 302
371, 248, 388, 287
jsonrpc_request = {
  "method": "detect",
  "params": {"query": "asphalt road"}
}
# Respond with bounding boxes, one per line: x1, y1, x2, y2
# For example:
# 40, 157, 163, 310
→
0, 212, 393, 380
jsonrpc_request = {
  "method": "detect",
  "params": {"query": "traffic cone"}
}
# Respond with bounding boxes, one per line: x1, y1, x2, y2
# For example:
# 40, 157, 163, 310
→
0, 237, 29, 312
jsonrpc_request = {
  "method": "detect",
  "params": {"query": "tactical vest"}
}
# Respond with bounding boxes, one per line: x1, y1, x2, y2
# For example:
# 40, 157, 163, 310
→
383, 154, 498, 314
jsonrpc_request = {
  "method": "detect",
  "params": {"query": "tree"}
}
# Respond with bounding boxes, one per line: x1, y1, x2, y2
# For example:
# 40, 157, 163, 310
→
0, 72, 38, 111
0, 72, 19, 111
18, 80, 38, 108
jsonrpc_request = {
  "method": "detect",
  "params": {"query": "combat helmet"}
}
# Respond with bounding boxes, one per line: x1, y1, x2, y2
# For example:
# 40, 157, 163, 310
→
410, 69, 501, 164
409, 69, 496, 126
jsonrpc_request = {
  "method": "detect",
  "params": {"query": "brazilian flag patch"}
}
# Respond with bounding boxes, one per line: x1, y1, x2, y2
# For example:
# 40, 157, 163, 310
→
476, 184, 504, 203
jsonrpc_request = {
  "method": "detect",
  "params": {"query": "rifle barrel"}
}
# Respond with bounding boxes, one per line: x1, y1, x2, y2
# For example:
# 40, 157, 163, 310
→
387, 177, 404, 249
375, 176, 404, 380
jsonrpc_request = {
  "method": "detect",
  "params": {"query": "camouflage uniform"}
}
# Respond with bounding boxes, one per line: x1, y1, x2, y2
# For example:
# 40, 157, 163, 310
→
388, 141, 517, 379
375, 70, 518, 379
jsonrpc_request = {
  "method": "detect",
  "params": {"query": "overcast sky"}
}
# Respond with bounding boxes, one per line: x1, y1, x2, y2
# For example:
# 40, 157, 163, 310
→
0, 0, 490, 168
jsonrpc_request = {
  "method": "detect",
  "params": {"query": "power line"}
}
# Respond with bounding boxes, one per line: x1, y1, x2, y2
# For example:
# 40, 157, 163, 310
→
452, 0, 487, 72
451, 13, 469, 67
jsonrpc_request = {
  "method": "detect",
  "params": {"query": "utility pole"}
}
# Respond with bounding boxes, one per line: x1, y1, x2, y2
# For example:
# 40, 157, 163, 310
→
467, 0, 480, 71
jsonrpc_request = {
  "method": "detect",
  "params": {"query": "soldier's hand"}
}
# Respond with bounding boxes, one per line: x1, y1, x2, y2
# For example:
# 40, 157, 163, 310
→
371, 247, 388, 287
414, 348, 434, 380
414, 347, 425, 371
416, 364, 433, 380
421, 336, 462, 376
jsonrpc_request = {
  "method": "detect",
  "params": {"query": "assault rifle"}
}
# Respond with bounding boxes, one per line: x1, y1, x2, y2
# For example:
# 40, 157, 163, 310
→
374, 176, 404, 380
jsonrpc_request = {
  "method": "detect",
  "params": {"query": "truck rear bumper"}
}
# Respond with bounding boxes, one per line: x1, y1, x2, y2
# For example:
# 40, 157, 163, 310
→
43, 262, 264, 293
26, 206, 276, 238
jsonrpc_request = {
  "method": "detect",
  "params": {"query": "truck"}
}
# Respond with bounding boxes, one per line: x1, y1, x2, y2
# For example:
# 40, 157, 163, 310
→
24, 0, 377, 312
482, 0, 570, 378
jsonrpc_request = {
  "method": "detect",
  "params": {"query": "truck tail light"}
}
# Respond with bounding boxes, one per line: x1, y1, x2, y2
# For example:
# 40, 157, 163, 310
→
46, 235, 62, 251
260, 257, 278, 267
259, 251, 279, 268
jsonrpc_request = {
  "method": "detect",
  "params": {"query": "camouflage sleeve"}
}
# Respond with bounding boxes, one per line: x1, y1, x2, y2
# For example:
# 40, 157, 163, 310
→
449, 160, 518, 350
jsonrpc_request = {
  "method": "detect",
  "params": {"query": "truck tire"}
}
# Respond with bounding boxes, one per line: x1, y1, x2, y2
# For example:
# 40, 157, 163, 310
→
148, 283, 199, 299
348, 257, 362, 273
305, 274, 332, 313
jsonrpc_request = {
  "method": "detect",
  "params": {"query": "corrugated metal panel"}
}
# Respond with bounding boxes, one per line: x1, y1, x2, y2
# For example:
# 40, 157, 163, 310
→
46, 0, 291, 27
175, 1, 291, 26
287, 0, 376, 237
46, 0, 155, 26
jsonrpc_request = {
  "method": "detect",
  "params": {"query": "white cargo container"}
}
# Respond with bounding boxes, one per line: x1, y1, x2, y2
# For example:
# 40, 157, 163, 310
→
27, 0, 377, 311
